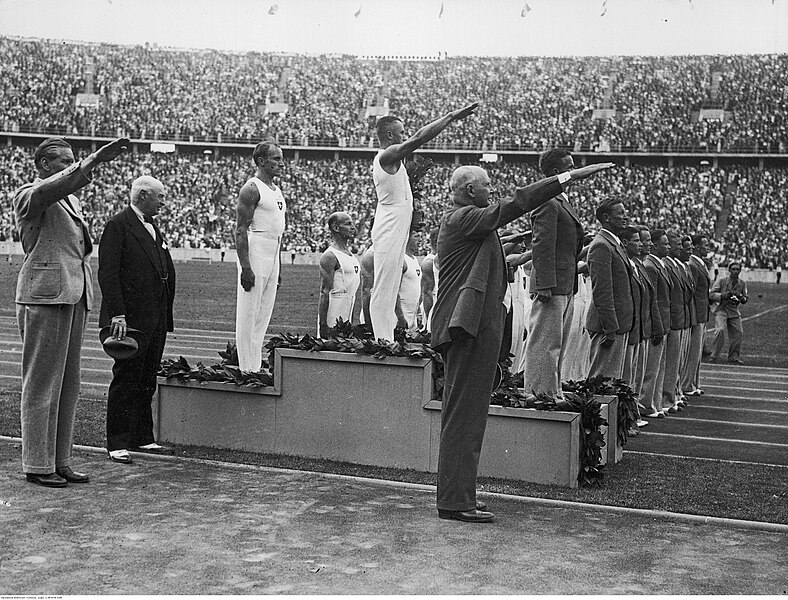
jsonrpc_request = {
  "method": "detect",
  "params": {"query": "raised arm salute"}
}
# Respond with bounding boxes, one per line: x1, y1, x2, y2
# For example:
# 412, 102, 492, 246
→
14, 136, 128, 488
431, 161, 613, 523
369, 103, 478, 342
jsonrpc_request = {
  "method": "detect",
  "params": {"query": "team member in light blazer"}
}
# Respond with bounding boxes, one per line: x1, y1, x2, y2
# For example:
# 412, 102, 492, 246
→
638, 227, 669, 418
682, 234, 711, 395
524, 149, 584, 399
661, 231, 692, 412
13, 136, 129, 487
99, 176, 176, 464
431, 161, 613, 523
586, 199, 634, 379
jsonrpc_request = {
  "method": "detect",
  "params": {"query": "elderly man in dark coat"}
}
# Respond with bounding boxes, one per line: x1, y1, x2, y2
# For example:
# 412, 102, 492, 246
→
431, 161, 613, 523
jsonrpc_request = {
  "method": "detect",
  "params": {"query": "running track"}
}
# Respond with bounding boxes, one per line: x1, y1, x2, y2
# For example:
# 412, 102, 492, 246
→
0, 315, 785, 467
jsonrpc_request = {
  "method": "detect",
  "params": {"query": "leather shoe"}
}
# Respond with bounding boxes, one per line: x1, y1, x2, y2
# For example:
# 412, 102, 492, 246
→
55, 466, 89, 483
108, 449, 133, 464
438, 508, 494, 523
26, 473, 67, 488
135, 443, 172, 453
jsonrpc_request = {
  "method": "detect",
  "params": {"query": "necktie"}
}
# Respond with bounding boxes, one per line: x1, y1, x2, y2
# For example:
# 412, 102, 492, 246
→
144, 215, 155, 225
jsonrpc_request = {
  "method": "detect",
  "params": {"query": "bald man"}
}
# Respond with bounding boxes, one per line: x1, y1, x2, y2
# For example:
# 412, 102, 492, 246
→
99, 175, 176, 464
370, 103, 478, 341
318, 211, 360, 337
431, 161, 613, 523
14, 136, 128, 487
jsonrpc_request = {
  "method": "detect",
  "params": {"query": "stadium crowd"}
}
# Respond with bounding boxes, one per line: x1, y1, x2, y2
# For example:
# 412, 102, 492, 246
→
1, 143, 786, 269
2, 36, 788, 153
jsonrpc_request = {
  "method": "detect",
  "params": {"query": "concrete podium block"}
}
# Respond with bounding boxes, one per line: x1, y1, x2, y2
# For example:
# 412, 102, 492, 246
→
155, 349, 590, 487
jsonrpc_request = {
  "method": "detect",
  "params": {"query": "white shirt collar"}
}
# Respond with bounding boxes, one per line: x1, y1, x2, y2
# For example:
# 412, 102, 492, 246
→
130, 203, 147, 223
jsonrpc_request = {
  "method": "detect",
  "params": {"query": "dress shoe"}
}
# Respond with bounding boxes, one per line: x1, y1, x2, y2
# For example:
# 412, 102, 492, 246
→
438, 508, 494, 523
26, 473, 67, 488
685, 389, 702, 397
646, 412, 664, 419
108, 449, 133, 464
667, 406, 678, 413
728, 359, 744, 365
55, 466, 89, 483
627, 427, 639, 436
636, 419, 648, 427
136, 443, 172, 453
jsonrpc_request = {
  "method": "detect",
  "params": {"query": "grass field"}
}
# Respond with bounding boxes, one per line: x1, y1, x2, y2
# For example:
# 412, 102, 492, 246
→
3, 255, 786, 367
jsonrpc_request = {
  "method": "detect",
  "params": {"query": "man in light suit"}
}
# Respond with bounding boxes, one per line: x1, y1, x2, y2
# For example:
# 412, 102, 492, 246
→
524, 149, 584, 399
682, 234, 711, 396
586, 199, 634, 379
639, 227, 670, 418
431, 161, 613, 523
661, 231, 693, 413
13, 136, 128, 487
99, 176, 176, 465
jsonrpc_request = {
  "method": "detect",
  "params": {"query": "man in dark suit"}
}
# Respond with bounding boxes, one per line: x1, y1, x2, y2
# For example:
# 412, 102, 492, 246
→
682, 234, 711, 395
524, 149, 584, 399
13, 136, 128, 487
99, 176, 176, 464
431, 161, 613, 523
586, 199, 634, 379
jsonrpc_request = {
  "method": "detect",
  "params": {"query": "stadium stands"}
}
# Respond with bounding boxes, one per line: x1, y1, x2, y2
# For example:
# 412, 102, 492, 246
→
2, 36, 787, 153
1, 36, 786, 268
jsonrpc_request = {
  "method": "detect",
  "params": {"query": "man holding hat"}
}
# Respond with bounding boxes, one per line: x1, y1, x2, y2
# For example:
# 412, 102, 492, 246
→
98, 175, 176, 464
13, 136, 128, 487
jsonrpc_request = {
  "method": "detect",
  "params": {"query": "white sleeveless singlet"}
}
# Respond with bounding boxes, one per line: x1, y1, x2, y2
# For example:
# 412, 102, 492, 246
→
249, 178, 286, 239
324, 246, 361, 330
398, 254, 422, 328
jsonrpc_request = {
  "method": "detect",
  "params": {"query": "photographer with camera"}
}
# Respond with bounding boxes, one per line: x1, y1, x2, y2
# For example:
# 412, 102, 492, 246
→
708, 262, 749, 364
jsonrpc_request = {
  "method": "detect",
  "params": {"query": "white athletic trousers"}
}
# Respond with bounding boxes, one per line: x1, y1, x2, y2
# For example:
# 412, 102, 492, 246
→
370, 240, 409, 341
236, 233, 280, 372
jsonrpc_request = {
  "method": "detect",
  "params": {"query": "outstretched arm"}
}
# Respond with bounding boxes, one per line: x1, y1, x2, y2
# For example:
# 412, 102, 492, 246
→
18, 137, 130, 220
378, 102, 478, 170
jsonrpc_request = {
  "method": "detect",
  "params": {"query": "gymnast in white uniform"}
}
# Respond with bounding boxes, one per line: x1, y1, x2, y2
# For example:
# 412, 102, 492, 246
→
318, 212, 360, 337
234, 140, 286, 372
370, 103, 478, 341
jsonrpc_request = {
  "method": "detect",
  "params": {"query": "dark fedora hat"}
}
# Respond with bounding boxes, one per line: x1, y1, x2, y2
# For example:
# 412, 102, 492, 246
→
99, 326, 147, 360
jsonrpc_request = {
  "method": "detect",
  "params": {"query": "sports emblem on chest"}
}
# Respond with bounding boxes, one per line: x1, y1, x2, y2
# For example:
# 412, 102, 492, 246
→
277, 201, 283, 210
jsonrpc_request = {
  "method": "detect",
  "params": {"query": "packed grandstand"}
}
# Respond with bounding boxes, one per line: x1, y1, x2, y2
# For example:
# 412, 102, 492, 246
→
1, 36, 786, 269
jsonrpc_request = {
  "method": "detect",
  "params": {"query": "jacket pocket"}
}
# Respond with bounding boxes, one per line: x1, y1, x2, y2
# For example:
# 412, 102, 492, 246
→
28, 262, 61, 299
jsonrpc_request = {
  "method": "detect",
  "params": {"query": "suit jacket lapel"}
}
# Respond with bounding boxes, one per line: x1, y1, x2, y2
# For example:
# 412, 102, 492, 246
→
125, 207, 163, 276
